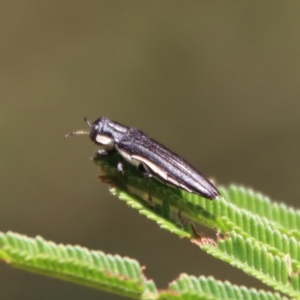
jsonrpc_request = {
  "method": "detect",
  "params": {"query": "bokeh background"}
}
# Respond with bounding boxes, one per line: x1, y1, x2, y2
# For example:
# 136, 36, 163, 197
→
1, 1, 300, 299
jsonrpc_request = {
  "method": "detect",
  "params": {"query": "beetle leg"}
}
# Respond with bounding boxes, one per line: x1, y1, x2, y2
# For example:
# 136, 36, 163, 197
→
117, 161, 124, 174
137, 164, 153, 201
177, 209, 187, 228
177, 210, 200, 238
96, 149, 111, 156
138, 164, 152, 178
190, 222, 201, 238
143, 171, 152, 179
115, 159, 129, 187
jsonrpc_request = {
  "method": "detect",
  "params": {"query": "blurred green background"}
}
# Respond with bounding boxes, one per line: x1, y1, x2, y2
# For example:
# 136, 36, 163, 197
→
1, 1, 300, 299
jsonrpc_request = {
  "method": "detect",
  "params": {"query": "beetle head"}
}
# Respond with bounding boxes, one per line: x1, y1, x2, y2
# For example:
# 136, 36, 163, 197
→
65, 117, 115, 150
89, 117, 115, 149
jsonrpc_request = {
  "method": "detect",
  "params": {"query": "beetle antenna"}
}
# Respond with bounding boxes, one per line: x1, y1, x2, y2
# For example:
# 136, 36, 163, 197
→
65, 117, 92, 138
65, 130, 89, 138
83, 117, 91, 127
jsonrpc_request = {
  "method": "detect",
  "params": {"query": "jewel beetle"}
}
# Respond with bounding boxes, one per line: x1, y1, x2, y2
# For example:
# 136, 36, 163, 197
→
66, 117, 219, 200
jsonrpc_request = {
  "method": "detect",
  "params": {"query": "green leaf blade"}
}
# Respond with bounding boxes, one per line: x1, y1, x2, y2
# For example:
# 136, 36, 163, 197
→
159, 274, 287, 300
0, 231, 158, 299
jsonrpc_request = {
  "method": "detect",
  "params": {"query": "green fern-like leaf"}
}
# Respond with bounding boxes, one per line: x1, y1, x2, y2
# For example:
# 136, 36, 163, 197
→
93, 153, 300, 298
159, 274, 288, 300
196, 232, 299, 298
0, 231, 157, 299
110, 187, 192, 238
220, 185, 300, 231
219, 185, 300, 240
0, 231, 289, 300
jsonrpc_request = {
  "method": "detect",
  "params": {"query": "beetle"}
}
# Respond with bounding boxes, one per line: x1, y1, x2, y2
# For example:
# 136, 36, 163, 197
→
66, 117, 219, 200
